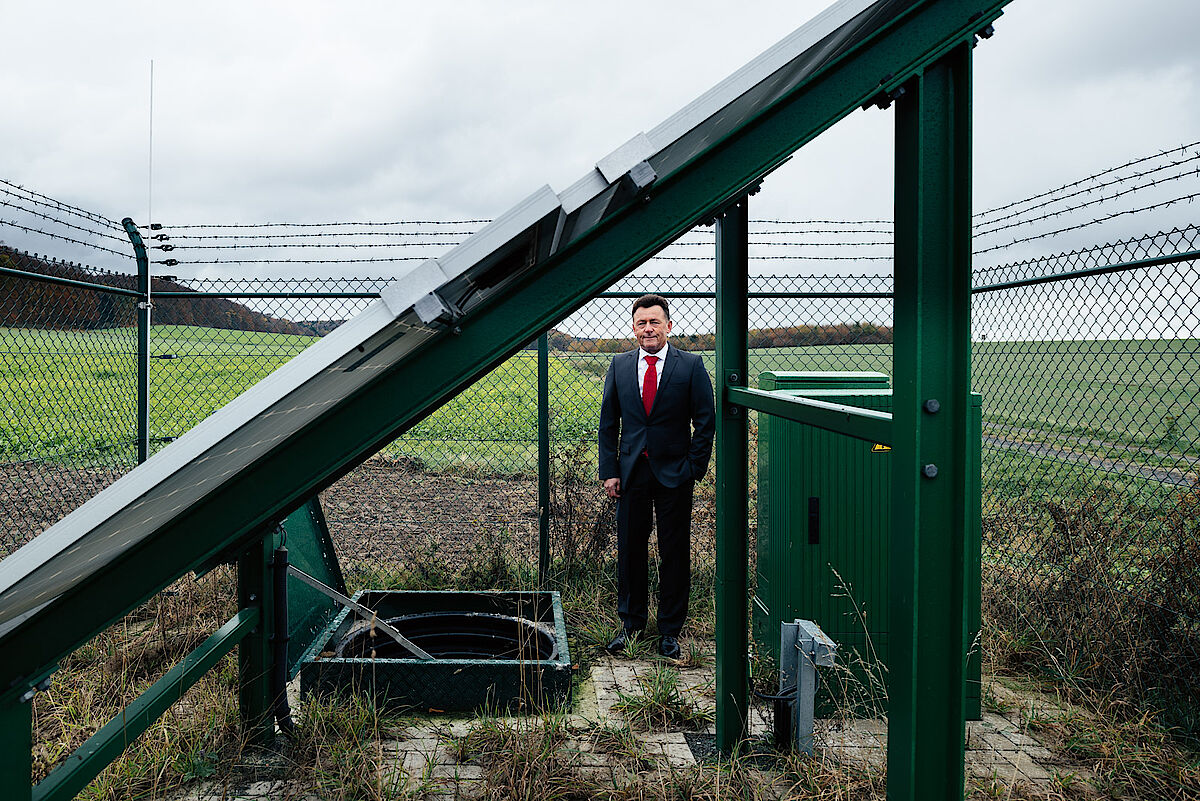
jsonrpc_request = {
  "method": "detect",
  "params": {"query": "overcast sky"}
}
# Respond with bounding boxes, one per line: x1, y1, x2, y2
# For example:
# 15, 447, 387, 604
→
2, 0, 1198, 279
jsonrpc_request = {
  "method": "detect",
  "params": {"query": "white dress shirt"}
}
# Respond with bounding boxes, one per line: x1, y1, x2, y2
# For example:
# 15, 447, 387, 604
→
637, 342, 669, 401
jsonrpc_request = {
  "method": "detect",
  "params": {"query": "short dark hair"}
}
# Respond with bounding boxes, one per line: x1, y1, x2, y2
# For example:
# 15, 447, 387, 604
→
632, 293, 670, 321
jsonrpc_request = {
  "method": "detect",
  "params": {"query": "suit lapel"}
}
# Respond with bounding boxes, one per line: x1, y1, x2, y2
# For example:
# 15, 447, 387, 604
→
649, 346, 679, 417
620, 350, 646, 421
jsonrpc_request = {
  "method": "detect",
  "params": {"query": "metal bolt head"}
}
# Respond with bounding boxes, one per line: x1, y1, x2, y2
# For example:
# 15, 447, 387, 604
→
728, 372, 740, 385
924, 399, 941, 414
922, 463, 939, 479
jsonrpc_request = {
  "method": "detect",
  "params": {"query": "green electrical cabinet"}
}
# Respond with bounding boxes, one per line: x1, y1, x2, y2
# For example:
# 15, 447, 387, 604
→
753, 371, 982, 719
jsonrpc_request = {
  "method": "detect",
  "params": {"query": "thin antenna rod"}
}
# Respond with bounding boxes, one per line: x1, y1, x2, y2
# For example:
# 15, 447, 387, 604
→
147, 60, 154, 227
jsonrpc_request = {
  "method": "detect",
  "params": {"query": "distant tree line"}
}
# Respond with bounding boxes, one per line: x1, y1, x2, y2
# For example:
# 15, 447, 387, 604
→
548, 322, 892, 353
0, 248, 330, 336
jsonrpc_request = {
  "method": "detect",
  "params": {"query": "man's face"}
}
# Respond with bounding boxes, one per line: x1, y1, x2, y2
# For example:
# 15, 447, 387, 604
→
632, 304, 672, 352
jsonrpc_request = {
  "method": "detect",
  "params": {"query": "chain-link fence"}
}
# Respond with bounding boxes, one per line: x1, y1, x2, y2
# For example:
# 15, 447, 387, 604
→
6, 241, 1199, 727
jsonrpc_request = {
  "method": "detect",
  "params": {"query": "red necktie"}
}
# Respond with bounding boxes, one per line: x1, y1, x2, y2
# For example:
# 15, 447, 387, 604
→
643, 355, 659, 416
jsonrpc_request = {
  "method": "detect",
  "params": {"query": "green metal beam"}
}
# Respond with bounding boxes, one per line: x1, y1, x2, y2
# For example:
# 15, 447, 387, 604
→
238, 535, 275, 746
973, 247, 1200, 293
714, 197, 750, 750
728, 387, 893, 444
0, 0, 1011, 707
32, 608, 258, 801
537, 333, 551, 585
888, 43, 974, 801
0, 265, 141, 297
0, 695, 31, 801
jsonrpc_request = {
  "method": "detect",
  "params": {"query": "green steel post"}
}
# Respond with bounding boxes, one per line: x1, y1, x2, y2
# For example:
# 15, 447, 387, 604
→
238, 532, 276, 746
888, 43, 973, 801
538, 333, 551, 585
122, 218, 151, 464
0, 697, 32, 801
714, 197, 750, 750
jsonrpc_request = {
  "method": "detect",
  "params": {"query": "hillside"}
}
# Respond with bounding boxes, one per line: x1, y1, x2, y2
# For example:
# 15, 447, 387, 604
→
0, 248, 318, 335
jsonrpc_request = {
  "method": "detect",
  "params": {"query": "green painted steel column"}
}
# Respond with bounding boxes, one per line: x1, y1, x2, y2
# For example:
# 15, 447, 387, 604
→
0, 697, 32, 801
888, 43, 973, 801
238, 532, 276, 746
538, 333, 551, 585
714, 196, 750, 750
122, 218, 151, 464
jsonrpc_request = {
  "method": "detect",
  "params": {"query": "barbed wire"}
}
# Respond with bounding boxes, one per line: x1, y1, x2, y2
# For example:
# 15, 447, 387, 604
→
162, 219, 491, 229
649, 254, 892, 261
973, 139, 1200, 220
0, 220, 134, 260
3, 141, 1197, 272
0, 198, 130, 245
167, 238, 895, 251
179, 256, 432, 265
975, 167, 1200, 239
751, 218, 892, 225
0, 179, 122, 229
975, 155, 1200, 231
168, 229, 481, 241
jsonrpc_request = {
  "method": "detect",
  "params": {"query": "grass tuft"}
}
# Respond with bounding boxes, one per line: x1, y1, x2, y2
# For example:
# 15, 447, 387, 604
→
613, 664, 713, 731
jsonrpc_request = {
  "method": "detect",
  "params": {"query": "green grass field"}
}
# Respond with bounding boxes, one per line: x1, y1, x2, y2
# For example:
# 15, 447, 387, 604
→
4, 326, 1198, 475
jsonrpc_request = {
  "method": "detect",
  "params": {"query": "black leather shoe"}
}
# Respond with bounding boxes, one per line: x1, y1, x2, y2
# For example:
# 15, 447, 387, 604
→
606, 629, 639, 654
658, 635, 681, 659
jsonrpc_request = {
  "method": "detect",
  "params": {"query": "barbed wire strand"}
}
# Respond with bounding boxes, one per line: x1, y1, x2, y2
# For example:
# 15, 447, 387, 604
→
0, 220, 134, 260
975, 167, 1200, 239
0, 179, 122, 229
973, 139, 1200, 220
0, 199, 130, 245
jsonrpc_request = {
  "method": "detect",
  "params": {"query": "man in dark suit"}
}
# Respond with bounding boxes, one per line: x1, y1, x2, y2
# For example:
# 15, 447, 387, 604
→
598, 293, 715, 659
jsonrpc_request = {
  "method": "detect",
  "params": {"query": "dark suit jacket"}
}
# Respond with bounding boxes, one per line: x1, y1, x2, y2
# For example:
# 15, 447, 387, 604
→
598, 346, 716, 489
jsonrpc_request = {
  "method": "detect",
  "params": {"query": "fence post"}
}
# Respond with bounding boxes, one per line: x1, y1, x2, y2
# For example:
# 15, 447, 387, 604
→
238, 531, 276, 746
122, 218, 151, 464
888, 43, 973, 801
537, 332, 551, 585
714, 195, 750, 750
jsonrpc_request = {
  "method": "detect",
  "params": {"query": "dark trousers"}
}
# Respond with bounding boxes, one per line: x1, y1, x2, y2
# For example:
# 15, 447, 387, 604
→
616, 456, 693, 637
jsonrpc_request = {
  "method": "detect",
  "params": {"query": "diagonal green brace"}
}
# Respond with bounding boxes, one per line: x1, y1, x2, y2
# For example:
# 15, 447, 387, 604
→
33, 607, 259, 801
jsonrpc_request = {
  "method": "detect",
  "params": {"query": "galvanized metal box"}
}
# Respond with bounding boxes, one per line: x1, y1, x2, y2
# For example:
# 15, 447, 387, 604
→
754, 371, 982, 718
297, 590, 572, 714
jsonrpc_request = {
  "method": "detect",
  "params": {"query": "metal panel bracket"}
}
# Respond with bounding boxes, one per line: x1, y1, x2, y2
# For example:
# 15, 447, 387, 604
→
779, 619, 837, 755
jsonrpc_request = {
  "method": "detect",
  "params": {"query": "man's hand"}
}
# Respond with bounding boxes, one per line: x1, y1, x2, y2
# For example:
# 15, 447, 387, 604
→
603, 478, 621, 499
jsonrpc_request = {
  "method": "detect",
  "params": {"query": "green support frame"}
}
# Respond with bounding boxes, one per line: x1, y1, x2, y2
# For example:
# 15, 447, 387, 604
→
714, 197, 750, 749
238, 533, 277, 747
1, 4, 1007, 796
888, 43, 974, 800
32, 609, 259, 801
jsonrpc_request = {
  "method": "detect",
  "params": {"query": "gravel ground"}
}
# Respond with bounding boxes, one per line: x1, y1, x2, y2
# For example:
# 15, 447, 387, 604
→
0, 457, 542, 567
1, 455, 716, 581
